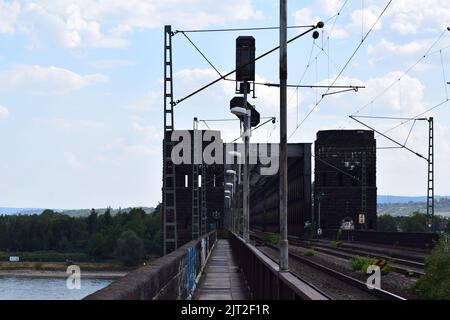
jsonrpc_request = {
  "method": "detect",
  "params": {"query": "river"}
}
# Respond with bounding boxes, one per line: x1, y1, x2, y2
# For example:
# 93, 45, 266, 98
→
0, 276, 112, 300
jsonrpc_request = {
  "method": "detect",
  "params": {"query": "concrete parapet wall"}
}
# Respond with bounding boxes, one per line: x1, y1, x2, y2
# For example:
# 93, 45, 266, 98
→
85, 231, 217, 300
229, 232, 328, 300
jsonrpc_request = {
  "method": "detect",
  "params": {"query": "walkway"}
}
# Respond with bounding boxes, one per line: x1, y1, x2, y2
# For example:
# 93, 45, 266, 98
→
194, 239, 249, 300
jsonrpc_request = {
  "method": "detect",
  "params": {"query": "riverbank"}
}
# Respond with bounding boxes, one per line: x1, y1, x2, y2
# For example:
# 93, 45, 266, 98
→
0, 269, 127, 279
0, 261, 132, 279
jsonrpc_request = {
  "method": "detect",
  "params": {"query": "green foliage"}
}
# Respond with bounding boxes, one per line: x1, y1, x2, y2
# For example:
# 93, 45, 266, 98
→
0, 204, 163, 262
336, 229, 342, 241
400, 212, 427, 233
377, 215, 398, 232
263, 233, 280, 246
330, 241, 342, 248
350, 256, 370, 272
115, 230, 145, 266
412, 237, 450, 300
350, 256, 391, 274
304, 249, 315, 257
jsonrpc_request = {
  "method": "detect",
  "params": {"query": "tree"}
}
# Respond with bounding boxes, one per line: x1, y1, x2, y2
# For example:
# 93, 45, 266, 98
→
412, 237, 450, 299
377, 215, 398, 232
115, 230, 144, 266
400, 212, 427, 233
102, 207, 113, 226
87, 209, 98, 234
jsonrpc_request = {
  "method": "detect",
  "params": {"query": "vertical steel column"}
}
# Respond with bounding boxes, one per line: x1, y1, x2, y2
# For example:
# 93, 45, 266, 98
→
427, 117, 434, 230
243, 82, 250, 243
279, 0, 289, 271
201, 162, 207, 235
192, 119, 200, 239
361, 152, 367, 230
163, 25, 177, 255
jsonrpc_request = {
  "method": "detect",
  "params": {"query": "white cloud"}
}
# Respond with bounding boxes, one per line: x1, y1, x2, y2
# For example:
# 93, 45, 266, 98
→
46, 118, 109, 131
387, 0, 450, 35
0, 65, 108, 94
0, 105, 9, 119
64, 152, 86, 170
89, 59, 135, 69
294, 8, 321, 26
368, 38, 432, 57
131, 121, 162, 140
4, 0, 263, 49
123, 90, 160, 112
350, 5, 383, 33
0, 1, 20, 34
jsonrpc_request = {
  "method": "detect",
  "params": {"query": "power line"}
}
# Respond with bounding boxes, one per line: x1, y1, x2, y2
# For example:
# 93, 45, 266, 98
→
181, 32, 223, 78
173, 24, 322, 106
199, 116, 275, 123
288, 0, 393, 141
289, 0, 350, 126
383, 99, 450, 135
350, 115, 428, 161
230, 118, 277, 143
351, 115, 422, 120
174, 25, 315, 34
349, 29, 449, 119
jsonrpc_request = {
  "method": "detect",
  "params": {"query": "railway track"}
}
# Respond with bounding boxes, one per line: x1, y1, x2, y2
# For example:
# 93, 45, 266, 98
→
251, 235, 406, 300
289, 238, 425, 277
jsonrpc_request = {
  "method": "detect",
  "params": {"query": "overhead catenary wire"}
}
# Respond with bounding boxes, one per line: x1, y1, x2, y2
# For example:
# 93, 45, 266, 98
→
288, 0, 394, 141
172, 24, 321, 107
347, 29, 450, 121
440, 50, 449, 100
383, 99, 450, 135
230, 118, 277, 143
350, 116, 428, 161
181, 31, 223, 78
288, 0, 350, 124
174, 25, 315, 34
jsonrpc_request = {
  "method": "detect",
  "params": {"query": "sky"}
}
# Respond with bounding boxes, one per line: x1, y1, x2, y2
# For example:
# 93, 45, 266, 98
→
0, 0, 449, 209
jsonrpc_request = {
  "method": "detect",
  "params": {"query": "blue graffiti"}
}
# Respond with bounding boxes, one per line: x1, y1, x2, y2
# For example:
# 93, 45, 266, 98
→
186, 247, 196, 300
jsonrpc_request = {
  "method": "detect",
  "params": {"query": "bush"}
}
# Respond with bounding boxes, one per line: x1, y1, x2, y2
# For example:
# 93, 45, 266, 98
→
412, 237, 450, 300
263, 233, 280, 246
350, 256, 370, 272
330, 241, 342, 248
350, 256, 391, 274
115, 230, 145, 266
304, 249, 315, 257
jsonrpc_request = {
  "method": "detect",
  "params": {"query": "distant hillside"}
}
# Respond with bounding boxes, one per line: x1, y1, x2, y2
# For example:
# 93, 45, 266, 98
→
378, 195, 450, 204
0, 208, 45, 216
0, 207, 155, 217
62, 207, 156, 217
378, 197, 450, 217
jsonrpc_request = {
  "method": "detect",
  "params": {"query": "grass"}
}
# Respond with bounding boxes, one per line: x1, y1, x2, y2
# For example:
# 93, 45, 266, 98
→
350, 256, 392, 274
304, 249, 315, 257
263, 233, 280, 246
330, 241, 342, 248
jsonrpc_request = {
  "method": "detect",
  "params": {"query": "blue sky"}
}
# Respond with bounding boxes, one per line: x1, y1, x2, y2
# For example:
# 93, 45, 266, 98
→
0, 0, 449, 209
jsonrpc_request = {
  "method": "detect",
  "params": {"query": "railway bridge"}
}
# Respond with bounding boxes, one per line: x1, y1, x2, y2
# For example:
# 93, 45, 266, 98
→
85, 227, 435, 300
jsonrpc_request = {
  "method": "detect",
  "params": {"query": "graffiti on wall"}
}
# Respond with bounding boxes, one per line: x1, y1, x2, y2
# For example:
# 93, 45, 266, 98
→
186, 247, 197, 300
